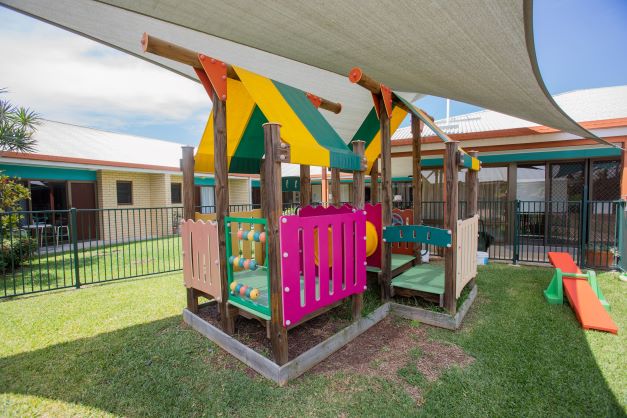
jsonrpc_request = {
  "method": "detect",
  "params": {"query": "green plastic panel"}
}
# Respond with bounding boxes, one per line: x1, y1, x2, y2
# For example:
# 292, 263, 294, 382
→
383, 224, 452, 247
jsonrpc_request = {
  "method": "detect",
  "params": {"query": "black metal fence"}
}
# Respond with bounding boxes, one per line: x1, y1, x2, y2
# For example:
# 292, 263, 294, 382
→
2, 200, 623, 298
388, 199, 623, 268
0, 207, 185, 298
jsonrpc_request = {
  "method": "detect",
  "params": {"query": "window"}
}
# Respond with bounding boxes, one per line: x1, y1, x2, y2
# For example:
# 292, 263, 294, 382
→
116, 181, 133, 205
591, 160, 620, 201
171, 182, 182, 204
550, 162, 584, 201
517, 164, 546, 201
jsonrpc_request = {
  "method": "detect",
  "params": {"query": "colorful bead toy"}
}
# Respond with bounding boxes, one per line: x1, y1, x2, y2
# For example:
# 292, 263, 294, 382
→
230, 280, 260, 300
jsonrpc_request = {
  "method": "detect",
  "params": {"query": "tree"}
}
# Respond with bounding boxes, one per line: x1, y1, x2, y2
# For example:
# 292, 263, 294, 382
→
0, 87, 41, 153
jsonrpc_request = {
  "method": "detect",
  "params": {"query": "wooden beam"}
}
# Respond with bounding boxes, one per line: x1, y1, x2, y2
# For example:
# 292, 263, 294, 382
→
411, 115, 423, 263
443, 141, 459, 315
380, 95, 393, 301
181, 146, 195, 221
300, 165, 311, 207
321, 167, 328, 206
351, 140, 366, 320
142, 33, 342, 114
330, 168, 341, 206
348, 67, 383, 95
466, 150, 479, 217
262, 122, 289, 365
212, 90, 235, 334
370, 158, 379, 204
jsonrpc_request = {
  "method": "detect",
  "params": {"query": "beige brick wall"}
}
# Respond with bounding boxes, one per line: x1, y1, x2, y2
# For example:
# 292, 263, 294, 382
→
228, 178, 251, 206
96, 170, 185, 243
95, 171, 251, 242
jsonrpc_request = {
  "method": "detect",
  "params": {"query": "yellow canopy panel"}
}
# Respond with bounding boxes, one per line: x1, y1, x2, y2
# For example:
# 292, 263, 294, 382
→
195, 66, 361, 174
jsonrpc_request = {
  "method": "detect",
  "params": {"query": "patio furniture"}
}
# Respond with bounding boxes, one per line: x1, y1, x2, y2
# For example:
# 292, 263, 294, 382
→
22, 222, 53, 247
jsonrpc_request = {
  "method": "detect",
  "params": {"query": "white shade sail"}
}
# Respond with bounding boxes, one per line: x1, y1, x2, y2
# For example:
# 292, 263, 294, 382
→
1, 0, 614, 146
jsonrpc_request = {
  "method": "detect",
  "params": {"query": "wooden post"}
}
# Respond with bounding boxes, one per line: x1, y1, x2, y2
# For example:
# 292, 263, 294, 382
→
411, 115, 423, 263
380, 96, 393, 301
300, 165, 311, 206
321, 167, 328, 206
181, 146, 195, 221
351, 140, 366, 319
466, 151, 479, 218
212, 90, 235, 334
331, 168, 341, 206
443, 141, 459, 315
370, 159, 379, 204
263, 123, 289, 365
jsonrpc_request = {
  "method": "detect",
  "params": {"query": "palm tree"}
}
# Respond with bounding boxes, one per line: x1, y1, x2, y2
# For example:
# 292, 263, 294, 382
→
0, 88, 41, 153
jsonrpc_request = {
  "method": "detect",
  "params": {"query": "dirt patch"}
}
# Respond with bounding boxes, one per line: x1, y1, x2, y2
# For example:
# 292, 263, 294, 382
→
196, 303, 352, 361
312, 316, 474, 403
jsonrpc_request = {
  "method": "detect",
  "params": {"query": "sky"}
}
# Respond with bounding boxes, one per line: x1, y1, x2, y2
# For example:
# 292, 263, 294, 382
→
0, 0, 626, 145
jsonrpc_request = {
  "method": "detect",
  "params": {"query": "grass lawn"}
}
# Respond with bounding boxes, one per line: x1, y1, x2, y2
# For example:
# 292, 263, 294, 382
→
1, 236, 181, 298
0, 264, 624, 417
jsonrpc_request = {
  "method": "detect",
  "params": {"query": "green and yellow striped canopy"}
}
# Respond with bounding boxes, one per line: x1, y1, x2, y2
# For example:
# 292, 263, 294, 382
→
196, 66, 361, 174
350, 93, 480, 172
349, 104, 407, 172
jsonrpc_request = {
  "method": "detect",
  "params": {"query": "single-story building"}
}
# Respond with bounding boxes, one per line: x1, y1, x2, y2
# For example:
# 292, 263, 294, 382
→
0, 120, 253, 241
256, 85, 625, 207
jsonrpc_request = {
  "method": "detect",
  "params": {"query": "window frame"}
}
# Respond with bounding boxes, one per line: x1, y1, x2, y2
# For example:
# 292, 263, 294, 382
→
116, 180, 133, 205
170, 182, 182, 204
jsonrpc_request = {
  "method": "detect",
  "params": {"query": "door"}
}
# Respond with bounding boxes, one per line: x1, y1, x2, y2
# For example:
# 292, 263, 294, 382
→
70, 182, 98, 241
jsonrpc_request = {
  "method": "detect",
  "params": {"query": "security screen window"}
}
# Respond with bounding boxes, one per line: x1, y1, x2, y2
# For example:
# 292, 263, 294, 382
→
116, 181, 133, 205
171, 183, 182, 204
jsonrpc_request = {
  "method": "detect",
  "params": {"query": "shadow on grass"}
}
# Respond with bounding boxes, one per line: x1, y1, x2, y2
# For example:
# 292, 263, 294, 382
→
0, 265, 623, 417
418, 265, 624, 417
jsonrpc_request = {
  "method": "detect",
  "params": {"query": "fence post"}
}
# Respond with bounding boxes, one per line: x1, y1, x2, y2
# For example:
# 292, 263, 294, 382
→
579, 190, 589, 268
70, 208, 81, 288
513, 200, 520, 265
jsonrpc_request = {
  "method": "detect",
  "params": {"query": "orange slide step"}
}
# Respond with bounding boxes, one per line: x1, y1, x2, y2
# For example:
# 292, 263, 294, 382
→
547, 252, 618, 334
562, 277, 617, 334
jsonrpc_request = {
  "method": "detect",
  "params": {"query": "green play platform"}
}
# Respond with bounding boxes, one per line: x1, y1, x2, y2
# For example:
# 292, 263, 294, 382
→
366, 254, 415, 274
391, 263, 445, 295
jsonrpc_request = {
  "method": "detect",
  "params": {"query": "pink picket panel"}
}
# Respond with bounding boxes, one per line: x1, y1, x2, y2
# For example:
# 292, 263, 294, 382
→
365, 203, 382, 268
280, 210, 367, 327
298, 203, 353, 217
181, 220, 222, 301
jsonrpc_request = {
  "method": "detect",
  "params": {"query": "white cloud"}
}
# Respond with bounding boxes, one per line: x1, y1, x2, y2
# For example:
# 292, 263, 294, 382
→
0, 10, 211, 142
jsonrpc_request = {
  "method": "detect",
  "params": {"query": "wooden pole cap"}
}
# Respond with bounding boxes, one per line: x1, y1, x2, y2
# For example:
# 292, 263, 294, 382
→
348, 67, 363, 84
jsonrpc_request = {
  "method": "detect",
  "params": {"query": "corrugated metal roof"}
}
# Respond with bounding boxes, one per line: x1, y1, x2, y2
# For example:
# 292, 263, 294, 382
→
392, 85, 627, 140
25, 119, 186, 168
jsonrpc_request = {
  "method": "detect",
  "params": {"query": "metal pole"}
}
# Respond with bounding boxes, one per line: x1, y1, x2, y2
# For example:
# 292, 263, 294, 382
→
513, 200, 520, 265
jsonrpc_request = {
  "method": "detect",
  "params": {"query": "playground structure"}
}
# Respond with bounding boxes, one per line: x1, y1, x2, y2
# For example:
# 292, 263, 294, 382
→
143, 33, 483, 382
544, 252, 618, 334
347, 68, 481, 312
142, 33, 370, 367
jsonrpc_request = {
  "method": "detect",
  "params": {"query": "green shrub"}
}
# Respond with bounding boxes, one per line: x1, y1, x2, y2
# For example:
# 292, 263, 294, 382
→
0, 232, 37, 272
